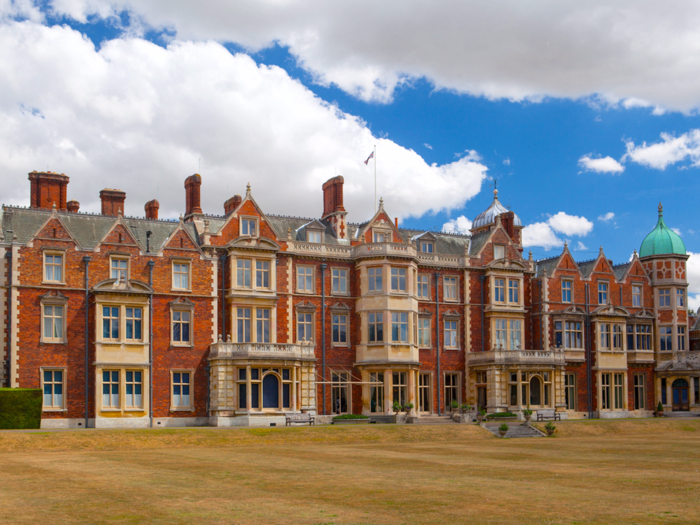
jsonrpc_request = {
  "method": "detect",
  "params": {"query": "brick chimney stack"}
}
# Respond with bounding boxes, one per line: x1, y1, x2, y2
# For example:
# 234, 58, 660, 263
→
66, 200, 80, 213
321, 176, 348, 240
224, 195, 242, 215
100, 189, 126, 217
29, 171, 69, 211
184, 174, 203, 216
322, 176, 345, 218
145, 199, 160, 220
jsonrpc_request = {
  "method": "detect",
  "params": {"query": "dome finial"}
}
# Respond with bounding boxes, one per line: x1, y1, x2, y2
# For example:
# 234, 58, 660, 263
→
658, 202, 663, 215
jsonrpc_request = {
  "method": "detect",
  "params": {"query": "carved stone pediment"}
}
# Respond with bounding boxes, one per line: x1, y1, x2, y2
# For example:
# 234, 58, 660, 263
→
591, 304, 629, 317
227, 236, 281, 252
169, 297, 194, 308
329, 302, 351, 312
40, 290, 68, 304
296, 300, 317, 312
92, 278, 152, 294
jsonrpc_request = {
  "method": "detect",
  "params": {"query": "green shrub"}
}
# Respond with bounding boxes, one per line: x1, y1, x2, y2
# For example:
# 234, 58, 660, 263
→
545, 422, 556, 431
332, 414, 369, 420
657, 401, 664, 412
499, 423, 509, 432
0, 388, 42, 429
487, 412, 517, 418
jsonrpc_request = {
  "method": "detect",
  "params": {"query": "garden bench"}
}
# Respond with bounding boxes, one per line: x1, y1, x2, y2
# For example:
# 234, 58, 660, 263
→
536, 409, 561, 422
285, 413, 315, 426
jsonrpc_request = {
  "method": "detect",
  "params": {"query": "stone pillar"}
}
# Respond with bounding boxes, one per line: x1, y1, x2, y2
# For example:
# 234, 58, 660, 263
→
408, 369, 416, 415
292, 366, 297, 412
246, 365, 252, 413
361, 370, 370, 416
385, 369, 393, 414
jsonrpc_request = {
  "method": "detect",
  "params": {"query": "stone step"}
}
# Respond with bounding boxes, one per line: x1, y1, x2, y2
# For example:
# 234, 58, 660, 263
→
411, 417, 458, 425
484, 423, 544, 438
663, 412, 699, 418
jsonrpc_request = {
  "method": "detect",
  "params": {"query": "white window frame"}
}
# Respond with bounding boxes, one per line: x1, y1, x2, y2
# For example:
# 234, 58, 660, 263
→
420, 241, 434, 253
171, 370, 194, 411
659, 325, 673, 351
172, 261, 191, 291
255, 260, 271, 290
102, 305, 121, 342
307, 230, 323, 243
256, 308, 271, 343
43, 251, 65, 284
331, 268, 348, 295
493, 277, 505, 303
565, 373, 576, 410
493, 318, 522, 350
598, 282, 608, 305
125, 306, 143, 343
391, 267, 407, 293
368, 312, 384, 343
444, 319, 458, 349
41, 368, 66, 410
102, 370, 120, 409
124, 370, 144, 409
417, 274, 430, 299
42, 303, 66, 344
373, 230, 391, 243
236, 307, 252, 343
110, 256, 129, 282
632, 284, 642, 307
659, 288, 671, 308
677, 289, 686, 308
418, 316, 431, 348
297, 311, 314, 343
240, 216, 259, 238
332, 313, 348, 346
561, 280, 572, 303
508, 279, 519, 304
391, 312, 409, 343
494, 245, 505, 260
171, 308, 193, 346
368, 267, 383, 293
444, 277, 458, 302
678, 326, 686, 351
297, 265, 314, 293
633, 373, 645, 410
236, 259, 252, 289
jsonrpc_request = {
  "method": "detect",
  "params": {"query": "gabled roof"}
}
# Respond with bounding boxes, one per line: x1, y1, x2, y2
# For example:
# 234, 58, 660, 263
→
612, 262, 631, 281
536, 255, 561, 277
398, 229, 469, 256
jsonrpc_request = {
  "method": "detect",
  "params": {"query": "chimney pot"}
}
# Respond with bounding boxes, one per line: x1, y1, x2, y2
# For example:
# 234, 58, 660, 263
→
224, 194, 243, 215
100, 188, 126, 217
321, 175, 345, 219
184, 174, 203, 216
28, 171, 70, 211
145, 199, 160, 220
66, 200, 80, 213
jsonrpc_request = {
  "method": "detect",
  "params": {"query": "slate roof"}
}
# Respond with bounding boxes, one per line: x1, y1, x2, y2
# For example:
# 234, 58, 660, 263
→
536, 255, 561, 277
577, 259, 597, 278
1, 206, 197, 252
466, 231, 489, 256
397, 229, 469, 255
612, 262, 631, 281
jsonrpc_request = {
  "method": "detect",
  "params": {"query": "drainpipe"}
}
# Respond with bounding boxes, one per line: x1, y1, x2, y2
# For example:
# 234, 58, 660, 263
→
4, 238, 12, 388
321, 262, 327, 415
434, 272, 441, 415
148, 260, 155, 428
220, 253, 227, 339
585, 283, 593, 419
82, 256, 91, 428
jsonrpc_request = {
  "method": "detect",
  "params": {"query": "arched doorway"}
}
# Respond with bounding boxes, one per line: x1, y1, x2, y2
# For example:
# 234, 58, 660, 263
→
530, 376, 542, 406
263, 374, 280, 409
672, 379, 689, 411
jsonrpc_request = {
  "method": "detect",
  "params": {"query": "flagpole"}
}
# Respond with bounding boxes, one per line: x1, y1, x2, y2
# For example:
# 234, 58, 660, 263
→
374, 144, 377, 211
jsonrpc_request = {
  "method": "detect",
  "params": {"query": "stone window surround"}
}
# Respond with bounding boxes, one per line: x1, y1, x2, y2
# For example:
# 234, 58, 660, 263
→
444, 371, 461, 407
170, 368, 195, 412
42, 248, 66, 285
417, 309, 432, 349
40, 366, 67, 411
597, 321, 625, 352
231, 254, 276, 293
330, 370, 351, 415
372, 228, 392, 243
97, 300, 149, 345
296, 302, 316, 343
416, 273, 431, 299
330, 304, 350, 347
97, 366, 149, 414
331, 267, 349, 296
443, 310, 460, 350
233, 305, 276, 344
599, 370, 627, 411
490, 316, 524, 351
171, 258, 192, 292
508, 370, 554, 409
489, 274, 522, 308
40, 291, 67, 344
553, 317, 585, 349
109, 254, 130, 282
443, 276, 459, 303
239, 215, 259, 238
296, 264, 315, 294
170, 298, 194, 347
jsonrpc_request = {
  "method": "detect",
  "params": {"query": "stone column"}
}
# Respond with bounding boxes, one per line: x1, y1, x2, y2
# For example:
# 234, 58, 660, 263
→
361, 370, 370, 416
292, 366, 297, 412
408, 369, 416, 415
385, 369, 393, 414
246, 365, 252, 413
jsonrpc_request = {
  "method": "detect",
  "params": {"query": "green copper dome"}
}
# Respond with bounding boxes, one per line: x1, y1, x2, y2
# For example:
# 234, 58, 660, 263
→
639, 203, 686, 257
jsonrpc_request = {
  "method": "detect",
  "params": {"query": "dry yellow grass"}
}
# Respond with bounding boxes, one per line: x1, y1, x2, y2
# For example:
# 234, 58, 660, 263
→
1, 419, 699, 524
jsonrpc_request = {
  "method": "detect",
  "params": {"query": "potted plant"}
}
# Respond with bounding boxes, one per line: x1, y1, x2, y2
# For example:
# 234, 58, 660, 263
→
402, 403, 414, 416
522, 408, 533, 424
392, 400, 402, 414
498, 423, 508, 437
656, 401, 664, 417
460, 403, 471, 414
476, 408, 486, 423
451, 400, 459, 413
544, 421, 556, 436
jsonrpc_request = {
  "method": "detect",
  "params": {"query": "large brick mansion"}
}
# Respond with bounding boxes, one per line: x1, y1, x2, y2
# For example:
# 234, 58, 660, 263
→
1, 170, 698, 428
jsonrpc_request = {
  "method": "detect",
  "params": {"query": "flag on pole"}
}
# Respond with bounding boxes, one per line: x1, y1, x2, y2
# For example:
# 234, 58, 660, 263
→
364, 151, 374, 165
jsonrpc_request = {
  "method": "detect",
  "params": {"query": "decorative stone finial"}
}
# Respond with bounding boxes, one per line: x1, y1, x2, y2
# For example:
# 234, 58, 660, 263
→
204, 219, 210, 233
287, 228, 292, 240
564, 241, 568, 248
179, 214, 184, 222
246, 182, 251, 196
633, 249, 638, 257
528, 250, 533, 261
52, 202, 56, 210
118, 208, 122, 217
494, 188, 498, 199
658, 202, 663, 215
599, 245, 604, 255
379, 197, 384, 210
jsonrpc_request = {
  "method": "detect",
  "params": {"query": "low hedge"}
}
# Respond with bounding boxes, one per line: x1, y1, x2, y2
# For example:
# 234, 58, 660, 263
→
0, 388, 42, 429
487, 412, 517, 418
332, 414, 369, 420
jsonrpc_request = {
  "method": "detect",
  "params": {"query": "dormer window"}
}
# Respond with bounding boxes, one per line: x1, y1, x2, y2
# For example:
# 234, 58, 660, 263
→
241, 217, 257, 237
111, 258, 128, 281
373, 231, 389, 243
420, 241, 434, 253
494, 245, 505, 260
308, 231, 322, 243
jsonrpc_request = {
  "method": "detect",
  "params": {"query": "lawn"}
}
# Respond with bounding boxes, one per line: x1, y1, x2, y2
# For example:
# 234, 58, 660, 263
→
1, 419, 699, 524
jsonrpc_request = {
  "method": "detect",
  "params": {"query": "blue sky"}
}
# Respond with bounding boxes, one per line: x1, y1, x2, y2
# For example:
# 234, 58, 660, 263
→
1, 1, 699, 308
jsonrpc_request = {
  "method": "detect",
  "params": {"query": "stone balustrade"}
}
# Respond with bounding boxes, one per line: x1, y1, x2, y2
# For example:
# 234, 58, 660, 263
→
467, 347, 566, 366
209, 341, 316, 360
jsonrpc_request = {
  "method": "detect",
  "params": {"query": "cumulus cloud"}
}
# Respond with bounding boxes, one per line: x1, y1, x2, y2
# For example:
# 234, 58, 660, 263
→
522, 212, 593, 250
598, 212, 615, 222
575, 241, 588, 251
442, 215, 472, 234
0, 21, 488, 220
671, 227, 682, 236
28, 0, 700, 111
623, 129, 700, 170
688, 252, 700, 313
547, 212, 594, 236
578, 155, 625, 174
423, 143, 432, 150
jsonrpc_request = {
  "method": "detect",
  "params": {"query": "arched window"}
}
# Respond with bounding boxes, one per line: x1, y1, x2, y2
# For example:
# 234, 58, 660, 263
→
530, 376, 542, 406
672, 378, 688, 388
263, 374, 280, 408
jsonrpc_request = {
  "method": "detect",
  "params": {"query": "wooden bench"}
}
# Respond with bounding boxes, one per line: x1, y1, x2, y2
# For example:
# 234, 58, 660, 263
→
536, 409, 561, 422
285, 413, 315, 426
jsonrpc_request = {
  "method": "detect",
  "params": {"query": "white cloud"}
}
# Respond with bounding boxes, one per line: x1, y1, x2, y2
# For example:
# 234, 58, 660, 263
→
575, 241, 587, 251
0, 21, 488, 220
36, 1, 700, 111
671, 227, 682, 236
503, 158, 511, 166
578, 155, 625, 174
688, 252, 700, 313
598, 212, 615, 222
623, 129, 700, 170
523, 212, 593, 250
423, 143, 432, 150
547, 212, 594, 236
442, 216, 472, 234
522, 223, 563, 251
